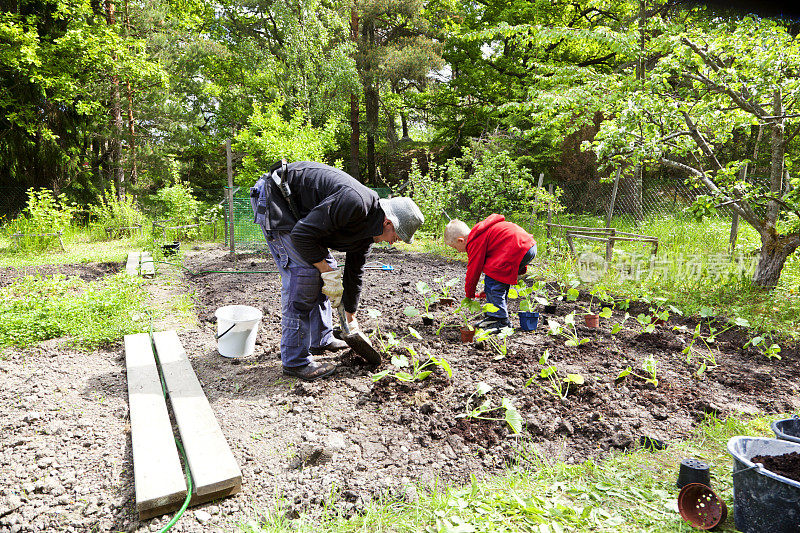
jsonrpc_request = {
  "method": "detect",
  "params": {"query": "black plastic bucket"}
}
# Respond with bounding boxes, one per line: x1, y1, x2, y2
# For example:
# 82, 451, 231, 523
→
772, 417, 800, 445
727, 436, 800, 532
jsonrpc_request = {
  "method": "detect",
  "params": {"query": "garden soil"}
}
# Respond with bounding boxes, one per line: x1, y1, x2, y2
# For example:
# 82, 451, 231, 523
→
1, 243, 799, 533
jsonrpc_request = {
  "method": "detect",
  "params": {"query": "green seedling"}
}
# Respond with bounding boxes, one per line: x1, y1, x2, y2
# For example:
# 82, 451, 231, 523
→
745, 334, 782, 360
676, 316, 750, 375
579, 284, 614, 317
611, 312, 632, 334
438, 298, 499, 335
368, 310, 423, 354
557, 280, 580, 304
474, 326, 515, 360
509, 279, 549, 312
432, 276, 460, 300
526, 349, 584, 400
371, 342, 451, 383
456, 382, 522, 435
635, 313, 656, 333
617, 354, 658, 387
411, 280, 438, 320
547, 312, 589, 347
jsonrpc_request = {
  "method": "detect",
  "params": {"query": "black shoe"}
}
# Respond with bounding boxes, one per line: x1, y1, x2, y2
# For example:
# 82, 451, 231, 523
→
309, 338, 349, 355
473, 316, 495, 329
282, 361, 337, 381
479, 320, 511, 335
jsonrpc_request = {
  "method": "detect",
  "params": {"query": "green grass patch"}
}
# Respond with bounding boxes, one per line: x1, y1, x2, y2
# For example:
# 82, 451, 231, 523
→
241, 415, 780, 533
0, 272, 150, 349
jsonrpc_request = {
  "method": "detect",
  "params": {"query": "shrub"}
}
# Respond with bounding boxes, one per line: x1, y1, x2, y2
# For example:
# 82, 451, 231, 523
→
90, 186, 149, 240
233, 101, 338, 186
152, 182, 200, 224
408, 159, 449, 235
447, 146, 538, 219
7, 189, 78, 250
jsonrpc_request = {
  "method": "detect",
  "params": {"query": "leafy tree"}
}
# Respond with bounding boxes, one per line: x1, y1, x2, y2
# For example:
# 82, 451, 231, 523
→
233, 102, 339, 185
583, 13, 800, 288
353, 0, 444, 183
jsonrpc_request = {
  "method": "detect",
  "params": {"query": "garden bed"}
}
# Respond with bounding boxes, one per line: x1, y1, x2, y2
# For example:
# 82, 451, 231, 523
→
0, 244, 798, 532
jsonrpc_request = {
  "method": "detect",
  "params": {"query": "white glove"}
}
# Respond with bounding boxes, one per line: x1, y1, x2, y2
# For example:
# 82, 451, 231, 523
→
346, 316, 360, 334
320, 270, 344, 307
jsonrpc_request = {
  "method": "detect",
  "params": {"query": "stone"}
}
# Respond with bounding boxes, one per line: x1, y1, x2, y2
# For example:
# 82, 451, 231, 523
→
194, 510, 212, 523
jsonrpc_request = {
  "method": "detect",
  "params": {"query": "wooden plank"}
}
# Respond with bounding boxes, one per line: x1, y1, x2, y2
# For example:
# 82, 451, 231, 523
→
126, 252, 141, 276
140, 252, 155, 277
153, 331, 242, 497
124, 333, 187, 519
549, 224, 615, 234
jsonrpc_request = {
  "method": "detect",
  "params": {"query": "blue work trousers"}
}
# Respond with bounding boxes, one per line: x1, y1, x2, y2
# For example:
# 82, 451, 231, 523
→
264, 232, 336, 368
484, 244, 538, 324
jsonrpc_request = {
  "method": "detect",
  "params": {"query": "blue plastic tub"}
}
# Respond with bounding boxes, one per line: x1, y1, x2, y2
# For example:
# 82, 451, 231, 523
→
772, 417, 800, 445
518, 312, 539, 331
727, 436, 800, 532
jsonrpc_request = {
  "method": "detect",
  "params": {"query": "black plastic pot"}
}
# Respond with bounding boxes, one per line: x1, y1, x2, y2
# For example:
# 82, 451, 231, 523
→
162, 241, 180, 256
677, 457, 711, 489
543, 304, 557, 314
727, 436, 800, 532
422, 316, 434, 326
772, 417, 800, 445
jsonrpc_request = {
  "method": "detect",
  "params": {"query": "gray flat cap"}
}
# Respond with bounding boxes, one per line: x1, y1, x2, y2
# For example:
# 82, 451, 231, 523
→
379, 197, 425, 243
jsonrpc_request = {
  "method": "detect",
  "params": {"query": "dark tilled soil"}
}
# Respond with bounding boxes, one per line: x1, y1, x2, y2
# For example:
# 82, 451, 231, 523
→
752, 452, 800, 483
1, 243, 798, 533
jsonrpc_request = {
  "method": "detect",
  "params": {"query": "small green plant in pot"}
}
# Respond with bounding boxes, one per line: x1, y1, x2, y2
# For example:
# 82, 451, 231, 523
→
579, 285, 613, 328
509, 279, 548, 331
432, 276, 460, 306
406, 280, 439, 325
446, 298, 499, 342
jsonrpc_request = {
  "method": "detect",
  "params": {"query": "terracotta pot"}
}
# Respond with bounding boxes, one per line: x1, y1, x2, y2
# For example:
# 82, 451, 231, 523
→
438, 297, 456, 306
460, 327, 475, 343
653, 317, 667, 325
677, 483, 727, 530
584, 314, 600, 328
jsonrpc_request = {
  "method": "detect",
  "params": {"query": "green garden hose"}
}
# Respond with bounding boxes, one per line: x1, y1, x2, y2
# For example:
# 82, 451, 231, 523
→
158, 439, 193, 533
149, 260, 280, 276
146, 314, 194, 533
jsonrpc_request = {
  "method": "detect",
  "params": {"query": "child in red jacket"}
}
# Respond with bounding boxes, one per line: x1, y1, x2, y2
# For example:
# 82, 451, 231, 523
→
444, 215, 537, 330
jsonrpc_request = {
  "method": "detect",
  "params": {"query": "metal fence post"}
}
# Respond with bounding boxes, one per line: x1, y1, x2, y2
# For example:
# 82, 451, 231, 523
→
226, 139, 236, 257
606, 169, 621, 228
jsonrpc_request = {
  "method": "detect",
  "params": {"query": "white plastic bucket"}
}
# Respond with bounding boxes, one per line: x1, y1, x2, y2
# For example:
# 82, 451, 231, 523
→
214, 305, 263, 358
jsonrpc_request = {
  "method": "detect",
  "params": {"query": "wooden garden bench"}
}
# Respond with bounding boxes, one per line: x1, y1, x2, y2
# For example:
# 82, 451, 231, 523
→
105, 224, 143, 239
153, 218, 217, 242
546, 223, 658, 261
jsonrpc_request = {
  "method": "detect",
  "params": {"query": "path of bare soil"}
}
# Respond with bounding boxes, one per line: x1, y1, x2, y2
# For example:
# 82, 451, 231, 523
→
0, 243, 798, 533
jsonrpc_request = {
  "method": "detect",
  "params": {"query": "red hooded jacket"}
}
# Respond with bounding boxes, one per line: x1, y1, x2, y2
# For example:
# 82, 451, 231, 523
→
464, 214, 536, 298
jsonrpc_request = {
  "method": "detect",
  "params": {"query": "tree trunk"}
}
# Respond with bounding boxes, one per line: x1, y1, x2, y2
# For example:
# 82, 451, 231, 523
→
362, 20, 377, 185
124, 0, 137, 187
753, 234, 799, 288
365, 83, 377, 184
401, 112, 409, 139
349, 8, 360, 180
105, 0, 124, 198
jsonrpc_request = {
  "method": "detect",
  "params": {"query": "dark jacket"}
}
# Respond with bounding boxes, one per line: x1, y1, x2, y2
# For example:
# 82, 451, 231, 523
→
251, 161, 384, 312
